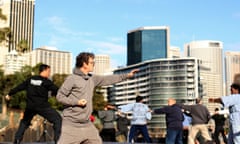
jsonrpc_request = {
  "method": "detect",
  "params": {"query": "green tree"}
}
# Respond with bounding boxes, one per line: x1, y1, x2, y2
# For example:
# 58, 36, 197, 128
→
20, 65, 33, 78
92, 87, 107, 115
0, 8, 7, 21
0, 8, 11, 43
52, 73, 69, 88
3, 73, 26, 109
50, 73, 69, 110
16, 39, 29, 54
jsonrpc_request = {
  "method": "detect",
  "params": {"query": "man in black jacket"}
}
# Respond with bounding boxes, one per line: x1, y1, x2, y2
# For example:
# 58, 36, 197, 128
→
153, 98, 184, 144
5, 64, 62, 144
212, 108, 227, 144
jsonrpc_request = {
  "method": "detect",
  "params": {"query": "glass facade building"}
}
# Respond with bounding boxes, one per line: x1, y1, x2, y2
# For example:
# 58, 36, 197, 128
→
109, 58, 203, 137
127, 26, 170, 66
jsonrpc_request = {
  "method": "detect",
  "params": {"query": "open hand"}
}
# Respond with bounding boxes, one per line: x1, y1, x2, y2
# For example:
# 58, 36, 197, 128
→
127, 69, 139, 78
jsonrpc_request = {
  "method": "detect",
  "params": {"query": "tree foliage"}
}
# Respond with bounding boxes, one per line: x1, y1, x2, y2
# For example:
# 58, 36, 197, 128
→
17, 39, 29, 54
92, 87, 107, 115
0, 8, 11, 43
50, 73, 69, 110
0, 63, 107, 112
52, 73, 68, 88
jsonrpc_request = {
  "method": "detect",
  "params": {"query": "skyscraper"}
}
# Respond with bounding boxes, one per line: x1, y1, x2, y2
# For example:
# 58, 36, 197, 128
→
184, 40, 223, 112
127, 26, 170, 65
30, 46, 72, 76
225, 51, 240, 95
93, 54, 111, 75
0, 0, 34, 65
4, 50, 28, 75
169, 46, 181, 58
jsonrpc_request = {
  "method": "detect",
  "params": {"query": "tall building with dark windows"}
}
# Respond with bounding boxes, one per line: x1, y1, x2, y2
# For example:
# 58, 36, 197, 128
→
127, 26, 170, 66
0, 0, 35, 67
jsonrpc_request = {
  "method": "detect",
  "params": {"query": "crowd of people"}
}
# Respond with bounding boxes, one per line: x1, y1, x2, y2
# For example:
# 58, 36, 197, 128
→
5, 51, 240, 144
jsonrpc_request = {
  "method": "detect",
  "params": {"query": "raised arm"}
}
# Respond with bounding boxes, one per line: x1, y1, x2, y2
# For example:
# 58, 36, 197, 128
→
208, 98, 222, 104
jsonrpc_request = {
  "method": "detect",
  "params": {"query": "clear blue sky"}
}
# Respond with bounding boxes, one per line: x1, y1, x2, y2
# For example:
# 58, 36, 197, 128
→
34, 0, 240, 68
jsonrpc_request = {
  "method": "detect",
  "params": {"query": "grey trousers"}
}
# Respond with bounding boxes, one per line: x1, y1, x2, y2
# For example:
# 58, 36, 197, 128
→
58, 121, 102, 144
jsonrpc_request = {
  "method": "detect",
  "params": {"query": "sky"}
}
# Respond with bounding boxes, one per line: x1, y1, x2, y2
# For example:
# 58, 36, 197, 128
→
34, 0, 240, 68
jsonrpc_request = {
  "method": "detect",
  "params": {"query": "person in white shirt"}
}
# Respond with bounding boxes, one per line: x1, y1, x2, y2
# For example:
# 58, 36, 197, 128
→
118, 96, 152, 143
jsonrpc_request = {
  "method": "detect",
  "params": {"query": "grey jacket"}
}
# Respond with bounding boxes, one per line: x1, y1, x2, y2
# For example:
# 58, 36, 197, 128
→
57, 68, 128, 126
181, 104, 211, 125
98, 110, 116, 129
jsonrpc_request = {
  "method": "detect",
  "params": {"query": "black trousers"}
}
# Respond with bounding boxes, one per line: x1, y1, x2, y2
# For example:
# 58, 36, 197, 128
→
100, 128, 116, 142
214, 126, 227, 144
14, 106, 62, 143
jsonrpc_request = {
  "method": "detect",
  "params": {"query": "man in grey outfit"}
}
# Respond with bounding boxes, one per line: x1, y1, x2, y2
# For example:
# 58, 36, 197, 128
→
98, 103, 117, 142
56, 52, 138, 144
180, 98, 212, 144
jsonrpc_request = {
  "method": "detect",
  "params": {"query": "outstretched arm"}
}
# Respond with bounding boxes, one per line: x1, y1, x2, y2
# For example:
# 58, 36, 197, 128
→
208, 98, 222, 104
127, 69, 139, 78
6, 79, 29, 100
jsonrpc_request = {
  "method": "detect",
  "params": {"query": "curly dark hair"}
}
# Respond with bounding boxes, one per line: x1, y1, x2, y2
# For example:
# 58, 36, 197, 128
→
231, 83, 240, 93
75, 52, 95, 68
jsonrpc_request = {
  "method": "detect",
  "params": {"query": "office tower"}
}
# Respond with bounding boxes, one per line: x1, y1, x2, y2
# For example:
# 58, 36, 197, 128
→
169, 46, 181, 58
4, 50, 28, 75
109, 58, 202, 137
93, 54, 112, 101
0, 0, 35, 66
127, 26, 170, 65
225, 51, 240, 95
30, 46, 72, 76
93, 54, 111, 75
184, 40, 223, 112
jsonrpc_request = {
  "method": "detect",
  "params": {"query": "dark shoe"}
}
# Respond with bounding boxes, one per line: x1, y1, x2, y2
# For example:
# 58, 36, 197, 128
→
13, 139, 21, 144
